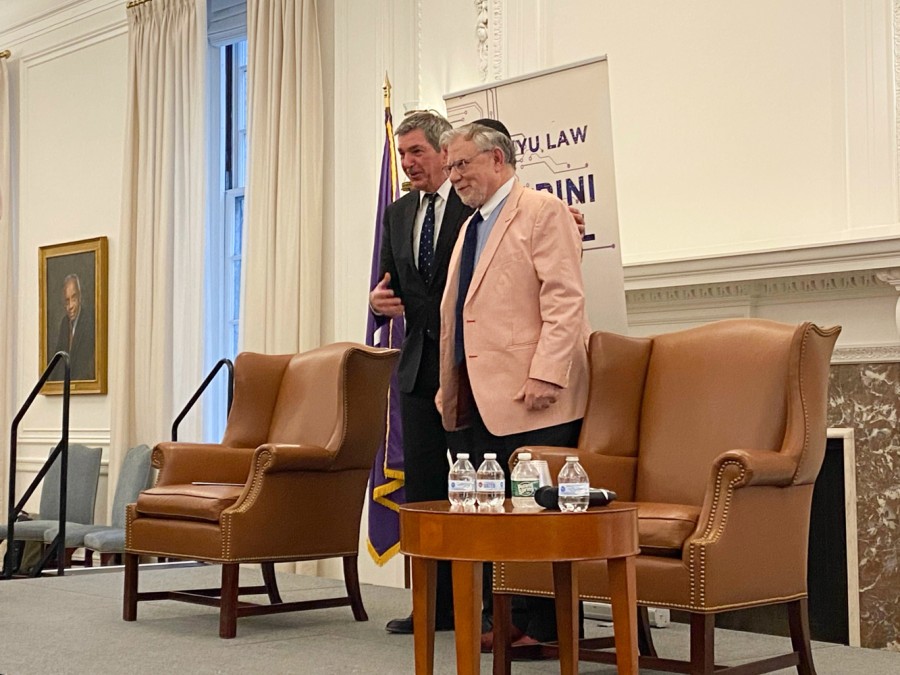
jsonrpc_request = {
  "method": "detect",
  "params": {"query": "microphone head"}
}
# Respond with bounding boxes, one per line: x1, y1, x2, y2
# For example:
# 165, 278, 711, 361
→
532, 486, 619, 510
533, 485, 560, 510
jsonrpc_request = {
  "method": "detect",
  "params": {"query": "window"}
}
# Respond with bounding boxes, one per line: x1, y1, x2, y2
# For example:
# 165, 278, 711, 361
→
204, 39, 247, 442
224, 40, 247, 359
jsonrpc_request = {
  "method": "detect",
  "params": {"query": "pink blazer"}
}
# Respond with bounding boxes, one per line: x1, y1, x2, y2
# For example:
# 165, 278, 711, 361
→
438, 181, 590, 436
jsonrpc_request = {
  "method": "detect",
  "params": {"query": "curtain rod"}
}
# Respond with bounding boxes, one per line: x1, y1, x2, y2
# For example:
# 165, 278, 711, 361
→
0, 50, 11, 60
126, 0, 152, 9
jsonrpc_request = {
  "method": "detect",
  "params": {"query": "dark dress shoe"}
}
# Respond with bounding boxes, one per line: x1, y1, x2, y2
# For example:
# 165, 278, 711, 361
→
385, 615, 414, 634
386, 614, 454, 634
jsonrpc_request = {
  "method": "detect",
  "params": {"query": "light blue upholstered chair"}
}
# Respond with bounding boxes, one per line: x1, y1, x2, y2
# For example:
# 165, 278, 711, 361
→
43, 444, 153, 566
0, 443, 102, 572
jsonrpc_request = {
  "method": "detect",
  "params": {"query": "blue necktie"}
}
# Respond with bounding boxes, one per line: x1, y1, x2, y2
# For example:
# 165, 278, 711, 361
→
454, 211, 484, 365
417, 193, 437, 280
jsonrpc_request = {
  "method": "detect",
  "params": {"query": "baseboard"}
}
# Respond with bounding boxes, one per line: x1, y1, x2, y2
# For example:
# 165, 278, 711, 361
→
584, 601, 670, 628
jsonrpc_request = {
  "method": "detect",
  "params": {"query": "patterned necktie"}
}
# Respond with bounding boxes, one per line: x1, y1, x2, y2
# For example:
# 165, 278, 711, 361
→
454, 211, 484, 365
417, 193, 438, 280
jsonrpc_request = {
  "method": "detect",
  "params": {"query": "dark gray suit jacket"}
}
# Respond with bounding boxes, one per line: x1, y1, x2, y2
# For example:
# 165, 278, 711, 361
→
377, 188, 473, 394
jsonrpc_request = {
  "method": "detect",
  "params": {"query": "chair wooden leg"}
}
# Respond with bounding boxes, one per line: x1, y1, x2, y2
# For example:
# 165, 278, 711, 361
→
261, 562, 283, 604
83, 549, 94, 567
100, 552, 115, 566
343, 555, 368, 621
689, 612, 715, 675
638, 605, 658, 657
123, 553, 139, 621
788, 598, 817, 675
220, 563, 239, 639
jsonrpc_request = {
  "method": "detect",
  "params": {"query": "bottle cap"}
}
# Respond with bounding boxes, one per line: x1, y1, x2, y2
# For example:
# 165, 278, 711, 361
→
485, 452, 497, 459
518, 452, 532, 461
566, 456, 579, 462
457, 453, 469, 459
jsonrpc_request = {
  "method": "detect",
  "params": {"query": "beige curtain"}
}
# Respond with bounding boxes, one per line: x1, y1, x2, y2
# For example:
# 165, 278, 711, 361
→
0, 56, 13, 513
110, 0, 207, 494
242, 0, 324, 355
243, 0, 323, 574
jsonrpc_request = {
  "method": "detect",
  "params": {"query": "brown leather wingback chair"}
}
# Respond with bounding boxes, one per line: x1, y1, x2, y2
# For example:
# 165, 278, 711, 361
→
122, 342, 399, 638
496, 319, 840, 674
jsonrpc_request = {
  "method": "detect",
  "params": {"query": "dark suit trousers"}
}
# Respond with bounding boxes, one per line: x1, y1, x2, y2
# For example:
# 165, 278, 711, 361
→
469, 399, 584, 642
401, 336, 471, 626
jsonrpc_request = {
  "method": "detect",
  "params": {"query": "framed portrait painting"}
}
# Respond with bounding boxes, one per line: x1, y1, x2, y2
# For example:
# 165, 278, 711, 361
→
39, 236, 108, 395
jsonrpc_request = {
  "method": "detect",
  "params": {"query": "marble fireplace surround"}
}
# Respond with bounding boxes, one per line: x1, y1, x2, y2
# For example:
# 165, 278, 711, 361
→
624, 259, 900, 650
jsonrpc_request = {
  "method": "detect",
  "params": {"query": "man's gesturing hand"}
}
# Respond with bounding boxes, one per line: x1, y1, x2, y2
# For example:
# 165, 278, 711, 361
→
369, 272, 405, 317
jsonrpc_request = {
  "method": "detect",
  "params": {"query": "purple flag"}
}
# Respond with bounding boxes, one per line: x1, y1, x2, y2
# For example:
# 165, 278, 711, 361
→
366, 95, 405, 565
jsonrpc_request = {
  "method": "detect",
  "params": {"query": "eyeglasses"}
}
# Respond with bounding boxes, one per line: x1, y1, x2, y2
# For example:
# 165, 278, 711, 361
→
442, 150, 492, 175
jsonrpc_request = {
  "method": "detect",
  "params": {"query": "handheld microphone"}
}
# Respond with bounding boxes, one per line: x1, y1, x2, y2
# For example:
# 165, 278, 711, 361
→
533, 486, 618, 510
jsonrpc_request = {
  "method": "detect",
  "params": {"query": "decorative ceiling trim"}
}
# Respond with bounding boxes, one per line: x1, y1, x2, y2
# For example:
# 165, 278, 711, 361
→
624, 235, 900, 290
832, 344, 900, 363
475, 0, 489, 82
626, 270, 896, 308
491, 0, 504, 81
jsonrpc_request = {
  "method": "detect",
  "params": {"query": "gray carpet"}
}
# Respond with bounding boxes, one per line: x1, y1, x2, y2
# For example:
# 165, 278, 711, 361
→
0, 564, 898, 674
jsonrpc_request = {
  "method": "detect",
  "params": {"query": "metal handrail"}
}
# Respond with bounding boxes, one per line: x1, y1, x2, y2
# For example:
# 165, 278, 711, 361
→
3, 352, 71, 579
171, 358, 234, 441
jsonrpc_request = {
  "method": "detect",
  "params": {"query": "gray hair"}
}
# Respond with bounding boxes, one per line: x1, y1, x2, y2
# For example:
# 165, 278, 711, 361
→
440, 123, 517, 169
395, 111, 452, 152
63, 273, 81, 296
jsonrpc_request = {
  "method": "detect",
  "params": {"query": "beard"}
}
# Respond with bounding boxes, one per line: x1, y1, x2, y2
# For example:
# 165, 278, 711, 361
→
456, 184, 485, 209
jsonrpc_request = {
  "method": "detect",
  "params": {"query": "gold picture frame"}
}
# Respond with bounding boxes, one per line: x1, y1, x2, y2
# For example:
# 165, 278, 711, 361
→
39, 236, 108, 395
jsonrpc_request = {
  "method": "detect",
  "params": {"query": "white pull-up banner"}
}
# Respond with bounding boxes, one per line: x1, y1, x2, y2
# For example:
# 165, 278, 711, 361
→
444, 56, 626, 333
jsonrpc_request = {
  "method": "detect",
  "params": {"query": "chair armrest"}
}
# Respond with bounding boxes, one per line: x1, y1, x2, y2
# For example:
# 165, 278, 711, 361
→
153, 443, 257, 485
255, 443, 335, 473
687, 448, 801, 547
712, 448, 797, 488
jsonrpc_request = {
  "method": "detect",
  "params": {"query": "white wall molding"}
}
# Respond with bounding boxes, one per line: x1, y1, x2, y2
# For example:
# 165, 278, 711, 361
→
490, 0, 504, 81
0, 0, 121, 48
895, 0, 900, 212
627, 269, 896, 310
475, 0, 489, 82
16, 427, 111, 449
20, 20, 126, 67
832, 344, 900, 363
624, 236, 900, 290
842, 0, 898, 227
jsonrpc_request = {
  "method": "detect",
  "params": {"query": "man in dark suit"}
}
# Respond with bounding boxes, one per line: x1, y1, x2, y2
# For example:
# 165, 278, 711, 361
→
370, 111, 472, 634
53, 273, 95, 381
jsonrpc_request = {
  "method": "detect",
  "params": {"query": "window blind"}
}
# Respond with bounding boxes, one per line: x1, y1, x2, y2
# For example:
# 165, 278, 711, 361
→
208, 0, 246, 46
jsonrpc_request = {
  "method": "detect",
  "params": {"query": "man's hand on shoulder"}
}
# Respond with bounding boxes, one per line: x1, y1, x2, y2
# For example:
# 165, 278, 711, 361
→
369, 272, 405, 317
514, 378, 562, 411
567, 205, 586, 238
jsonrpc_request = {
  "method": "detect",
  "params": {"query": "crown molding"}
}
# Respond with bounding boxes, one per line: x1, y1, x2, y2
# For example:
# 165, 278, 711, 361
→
624, 236, 900, 290
832, 344, 900, 363
626, 269, 896, 309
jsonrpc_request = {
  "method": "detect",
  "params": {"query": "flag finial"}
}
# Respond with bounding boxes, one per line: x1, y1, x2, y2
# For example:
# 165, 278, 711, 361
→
383, 72, 392, 108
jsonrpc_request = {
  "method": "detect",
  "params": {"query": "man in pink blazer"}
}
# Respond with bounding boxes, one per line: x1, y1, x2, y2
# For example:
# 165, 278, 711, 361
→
437, 121, 590, 648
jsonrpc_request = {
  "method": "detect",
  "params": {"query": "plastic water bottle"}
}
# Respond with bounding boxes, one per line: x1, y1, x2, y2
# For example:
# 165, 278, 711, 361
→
476, 453, 505, 508
448, 453, 476, 507
510, 452, 542, 510
557, 456, 590, 512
